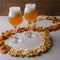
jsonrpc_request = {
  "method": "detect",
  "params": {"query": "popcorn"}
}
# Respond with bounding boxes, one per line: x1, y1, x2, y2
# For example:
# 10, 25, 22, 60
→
8, 31, 51, 57
0, 15, 60, 57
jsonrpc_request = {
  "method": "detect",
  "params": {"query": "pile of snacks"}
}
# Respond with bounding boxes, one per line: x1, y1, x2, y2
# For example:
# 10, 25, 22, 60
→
0, 16, 60, 57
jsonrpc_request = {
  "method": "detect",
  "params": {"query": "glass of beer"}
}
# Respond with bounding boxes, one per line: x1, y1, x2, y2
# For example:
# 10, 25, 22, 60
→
24, 3, 38, 26
24, 3, 38, 38
8, 6, 23, 43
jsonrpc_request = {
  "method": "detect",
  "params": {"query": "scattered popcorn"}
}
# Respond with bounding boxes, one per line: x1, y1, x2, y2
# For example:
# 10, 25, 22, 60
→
0, 15, 60, 57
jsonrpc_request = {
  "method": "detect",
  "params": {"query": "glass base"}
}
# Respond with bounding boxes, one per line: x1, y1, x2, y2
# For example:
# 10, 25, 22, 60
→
25, 31, 36, 38
12, 33, 23, 43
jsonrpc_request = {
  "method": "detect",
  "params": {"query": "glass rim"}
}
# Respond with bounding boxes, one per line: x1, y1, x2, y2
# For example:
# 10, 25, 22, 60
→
25, 3, 36, 7
9, 6, 21, 12
24, 3, 36, 13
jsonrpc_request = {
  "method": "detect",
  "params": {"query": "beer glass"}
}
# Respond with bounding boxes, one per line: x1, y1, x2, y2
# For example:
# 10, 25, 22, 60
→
24, 3, 38, 38
8, 6, 23, 43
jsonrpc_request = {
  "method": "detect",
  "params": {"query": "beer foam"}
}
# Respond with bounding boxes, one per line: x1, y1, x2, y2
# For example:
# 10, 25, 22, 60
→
24, 7, 35, 13
9, 7, 20, 12
9, 7, 21, 17
24, 3, 36, 13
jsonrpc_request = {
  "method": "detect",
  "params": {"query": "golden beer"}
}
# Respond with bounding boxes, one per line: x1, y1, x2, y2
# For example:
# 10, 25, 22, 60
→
24, 11, 37, 22
9, 15, 23, 27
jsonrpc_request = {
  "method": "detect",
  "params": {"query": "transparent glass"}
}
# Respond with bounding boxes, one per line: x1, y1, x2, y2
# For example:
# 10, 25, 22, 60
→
24, 3, 38, 38
8, 6, 23, 43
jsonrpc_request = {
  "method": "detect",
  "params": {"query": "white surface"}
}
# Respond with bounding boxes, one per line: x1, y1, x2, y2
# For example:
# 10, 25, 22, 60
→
5, 31, 41, 49
0, 16, 60, 60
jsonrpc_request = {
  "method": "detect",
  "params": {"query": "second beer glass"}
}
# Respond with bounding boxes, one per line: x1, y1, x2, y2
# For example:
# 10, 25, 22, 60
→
24, 3, 38, 38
